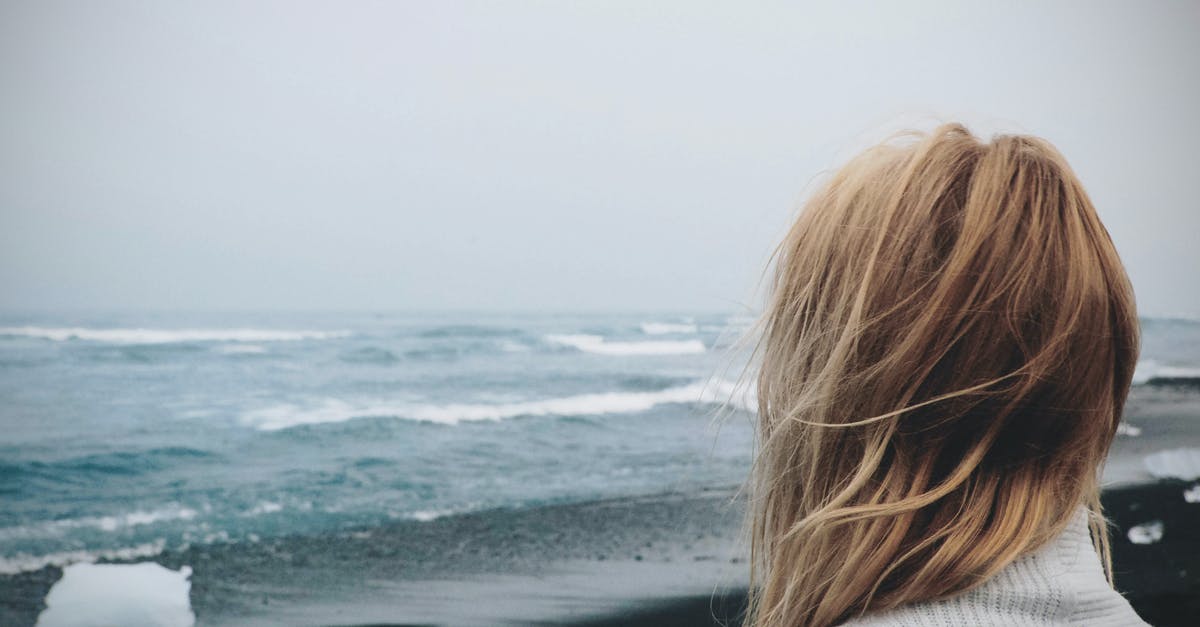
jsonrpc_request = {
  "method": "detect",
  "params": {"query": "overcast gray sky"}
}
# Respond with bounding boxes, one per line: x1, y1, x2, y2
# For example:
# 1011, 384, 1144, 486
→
1, 1, 1197, 315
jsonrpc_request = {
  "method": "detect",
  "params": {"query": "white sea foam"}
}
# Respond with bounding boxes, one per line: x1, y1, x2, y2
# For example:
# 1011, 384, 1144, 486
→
0, 540, 167, 575
242, 378, 752, 431
1143, 448, 1200, 481
1183, 484, 1200, 504
724, 314, 757, 329
1156, 366, 1200, 378
243, 502, 283, 516
409, 510, 452, 522
1116, 422, 1142, 437
36, 562, 194, 626
0, 505, 198, 541
0, 326, 349, 344
1132, 360, 1200, 385
1127, 521, 1164, 545
545, 333, 706, 356
639, 322, 699, 335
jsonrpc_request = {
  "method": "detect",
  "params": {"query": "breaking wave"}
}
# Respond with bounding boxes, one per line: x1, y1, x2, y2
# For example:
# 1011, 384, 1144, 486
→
639, 322, 699, 335
0, 326, 349, 344
241, 379, 752, 431
545, 334, 706, 356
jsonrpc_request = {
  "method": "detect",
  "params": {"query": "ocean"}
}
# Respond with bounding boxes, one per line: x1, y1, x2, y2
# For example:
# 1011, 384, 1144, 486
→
0, 311, 760, 576
1, 311, 1197, 578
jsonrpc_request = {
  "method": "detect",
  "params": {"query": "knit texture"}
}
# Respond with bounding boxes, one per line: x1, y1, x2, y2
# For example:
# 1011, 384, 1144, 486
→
838, 507, 1150, 626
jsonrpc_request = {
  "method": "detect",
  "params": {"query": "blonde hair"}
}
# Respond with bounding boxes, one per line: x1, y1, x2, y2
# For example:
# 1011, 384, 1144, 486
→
745, 122, 1139, 627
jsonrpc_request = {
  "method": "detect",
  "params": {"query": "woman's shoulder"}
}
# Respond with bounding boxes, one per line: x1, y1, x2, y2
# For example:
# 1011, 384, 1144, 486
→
838, 509, 1149, 626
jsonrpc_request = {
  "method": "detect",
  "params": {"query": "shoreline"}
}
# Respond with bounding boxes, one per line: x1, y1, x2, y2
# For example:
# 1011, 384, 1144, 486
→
1, 487, 749, 626
3, 479, 1198, 626
2, 381, 1197, 625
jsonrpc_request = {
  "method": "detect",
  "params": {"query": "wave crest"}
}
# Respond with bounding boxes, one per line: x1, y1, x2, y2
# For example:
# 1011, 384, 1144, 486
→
639, 322, 699, 335
1132, 360, 1200, 386
545, 334, 705, 356
241, 379, 752, 431
0, 326, 350, 344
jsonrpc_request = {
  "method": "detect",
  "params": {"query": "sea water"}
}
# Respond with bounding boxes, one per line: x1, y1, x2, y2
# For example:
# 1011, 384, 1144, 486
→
0, 312, 1196, 575
0, 311, 757, 574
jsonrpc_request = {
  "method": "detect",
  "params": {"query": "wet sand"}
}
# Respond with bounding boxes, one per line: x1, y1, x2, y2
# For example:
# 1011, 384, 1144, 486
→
565, 480, 1200, 627
4, 481, 1196, 626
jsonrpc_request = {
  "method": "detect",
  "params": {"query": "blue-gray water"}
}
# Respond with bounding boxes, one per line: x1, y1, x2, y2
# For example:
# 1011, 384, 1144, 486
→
1, 312, 1196, 574
0, 312, 759, 574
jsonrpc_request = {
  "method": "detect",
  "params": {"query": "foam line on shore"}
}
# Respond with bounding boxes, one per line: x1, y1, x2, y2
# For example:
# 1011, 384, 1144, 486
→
0, 540, 168, 575
0, 505, 198, 541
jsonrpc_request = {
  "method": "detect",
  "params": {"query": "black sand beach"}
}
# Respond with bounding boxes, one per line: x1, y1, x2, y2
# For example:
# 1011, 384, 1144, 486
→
563, 480, 1200, 627
3, 382, 1198, 626
3, 481, 1197, 626
1, 488, 748, 626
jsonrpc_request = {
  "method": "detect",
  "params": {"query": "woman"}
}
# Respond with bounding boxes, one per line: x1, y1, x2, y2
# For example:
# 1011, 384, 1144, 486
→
745, 123, 1148, 626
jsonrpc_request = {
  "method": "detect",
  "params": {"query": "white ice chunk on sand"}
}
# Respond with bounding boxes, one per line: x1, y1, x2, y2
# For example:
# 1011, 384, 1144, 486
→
36, 562, 194, 627
1127, 521, 1164, 545
1185, 484, 1200, 504
1143, 448, 1200, 481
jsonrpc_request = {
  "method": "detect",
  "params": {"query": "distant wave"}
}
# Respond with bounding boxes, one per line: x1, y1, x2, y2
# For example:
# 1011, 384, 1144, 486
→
0, 540, 167, 575
216, 345, 267, 355
2, 447, 217, 483
545, 334, 706, 356
1141, 315, 1200, 325
400, 338, 531, 361
241, 379, 752, 431
418, 325, 522, 339
1132, 360, 1200, 386
402, 345, 469, 360
640, 322, 699, 335
1, 448, 219, 499
339, 347, 400, 364
0, 326, 350, 344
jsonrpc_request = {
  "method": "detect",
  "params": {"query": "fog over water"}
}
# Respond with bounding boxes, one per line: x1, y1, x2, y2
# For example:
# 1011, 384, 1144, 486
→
1, 1, 1197, 314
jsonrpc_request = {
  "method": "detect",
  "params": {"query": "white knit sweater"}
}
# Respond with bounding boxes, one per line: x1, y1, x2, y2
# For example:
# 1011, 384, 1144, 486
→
839, 507, 1149, 626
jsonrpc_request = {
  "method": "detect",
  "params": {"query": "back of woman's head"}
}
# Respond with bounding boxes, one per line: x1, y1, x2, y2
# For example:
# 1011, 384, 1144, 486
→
747, 122, 1139, 627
